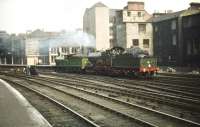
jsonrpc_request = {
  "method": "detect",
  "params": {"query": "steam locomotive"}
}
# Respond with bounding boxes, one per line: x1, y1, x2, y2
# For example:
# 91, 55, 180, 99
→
55, 47, 158, 78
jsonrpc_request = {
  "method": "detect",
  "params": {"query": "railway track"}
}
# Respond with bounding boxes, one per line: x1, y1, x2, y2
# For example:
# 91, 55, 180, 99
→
1, 72, 200, 126
40, 74, 200, 109
39, 72, 200, 96
42, 72, 200, 94
19, 75, 200, 126
3, 77, 99, 127
82, 76, 200, 99
155, 73, 200, 86
72, 73, 200, 98
159, 72, 200, 79
81, 73, 200, 93
37, 73, 200, 122
1, 75, 156, 127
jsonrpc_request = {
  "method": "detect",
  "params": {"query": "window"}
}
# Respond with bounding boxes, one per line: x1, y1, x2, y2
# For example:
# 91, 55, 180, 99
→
109, 27, 113, 36
66, 47, 69, 54
183, 17, 192, 28
110, 39, 113, 47
62, 47, 69, 53
155, 26, 158, 32
110, 17, 116, 23
72, 47, 77, 53
143, 39, 149, 48
193, 40, 198, 55
51, 48, 57, 54
127, 11, 131, 16
138, 12, 142, 17
172, 35, 177, 46
138, 24, 146, 33
171, 20, 176, 30
187, 41, 191, 55
132, 39, 139, 46
62, 47, 66, 53
51, 56, 56, 63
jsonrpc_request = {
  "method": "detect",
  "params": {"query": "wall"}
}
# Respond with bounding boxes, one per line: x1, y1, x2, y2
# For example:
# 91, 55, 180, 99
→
95, 7, 110, 50
126, 22, 153, 55
182, 13, 200, 66
153, 18, 179, 66
83, 4, 110, 51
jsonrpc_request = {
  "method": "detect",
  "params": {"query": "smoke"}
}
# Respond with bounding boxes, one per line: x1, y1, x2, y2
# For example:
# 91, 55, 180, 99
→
48, 31, 95, 48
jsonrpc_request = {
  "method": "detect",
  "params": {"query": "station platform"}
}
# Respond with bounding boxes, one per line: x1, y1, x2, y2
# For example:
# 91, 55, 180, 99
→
0, 79, 52, 127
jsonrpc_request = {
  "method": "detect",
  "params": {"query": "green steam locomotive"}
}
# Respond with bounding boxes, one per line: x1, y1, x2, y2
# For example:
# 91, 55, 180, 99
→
55, 47, 158, 78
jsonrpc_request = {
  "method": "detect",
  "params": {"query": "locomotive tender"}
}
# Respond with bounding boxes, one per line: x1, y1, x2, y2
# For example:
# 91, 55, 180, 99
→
55, 47, 158, 78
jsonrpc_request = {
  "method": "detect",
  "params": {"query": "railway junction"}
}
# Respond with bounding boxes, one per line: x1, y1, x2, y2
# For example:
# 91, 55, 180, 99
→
0, 66, 200, 127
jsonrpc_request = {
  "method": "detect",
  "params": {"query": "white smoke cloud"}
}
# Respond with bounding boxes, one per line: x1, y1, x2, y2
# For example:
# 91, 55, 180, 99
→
48, 31, 95, 48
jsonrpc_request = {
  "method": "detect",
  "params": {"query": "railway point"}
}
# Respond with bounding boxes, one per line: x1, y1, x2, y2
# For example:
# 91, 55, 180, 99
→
0, 79, 51, 127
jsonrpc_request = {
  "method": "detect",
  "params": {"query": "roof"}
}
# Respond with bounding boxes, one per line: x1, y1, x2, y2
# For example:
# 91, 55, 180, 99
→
152, 11, 184, 22
91, 2, 107, 8
153, 8, 200, 22
181, 9, 200, 17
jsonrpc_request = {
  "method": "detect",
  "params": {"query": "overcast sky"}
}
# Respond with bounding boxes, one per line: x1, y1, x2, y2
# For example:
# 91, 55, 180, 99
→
0, 0, 199, 34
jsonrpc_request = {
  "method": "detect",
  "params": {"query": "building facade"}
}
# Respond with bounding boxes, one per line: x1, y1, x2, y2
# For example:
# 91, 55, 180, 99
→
114, 2, 153, 55
83, 2, 110, 51
0, 31, 25, 65
25, 29, 60, 65
182, 10, 200, 67
83, 2, 153, 55
153, 3, 200, 67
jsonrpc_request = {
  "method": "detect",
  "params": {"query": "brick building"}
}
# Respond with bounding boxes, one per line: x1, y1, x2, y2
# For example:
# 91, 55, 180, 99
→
153, 2, 200, 67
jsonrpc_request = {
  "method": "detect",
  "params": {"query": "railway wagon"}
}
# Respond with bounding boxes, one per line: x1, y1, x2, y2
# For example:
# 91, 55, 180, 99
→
55, 56, 90, 73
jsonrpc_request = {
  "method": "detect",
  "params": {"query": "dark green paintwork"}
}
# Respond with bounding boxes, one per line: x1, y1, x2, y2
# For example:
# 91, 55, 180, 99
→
112, 55, 157, 68
55, 57, 90, 70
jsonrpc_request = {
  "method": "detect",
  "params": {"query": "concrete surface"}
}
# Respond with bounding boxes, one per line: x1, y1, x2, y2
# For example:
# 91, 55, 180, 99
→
0, 79, 52, 127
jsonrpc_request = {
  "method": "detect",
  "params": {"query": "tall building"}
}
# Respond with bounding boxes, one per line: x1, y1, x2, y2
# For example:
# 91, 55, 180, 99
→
83, 2, 153, 55
83, 2, 110, 51
109, 9, 121, 48
113, 2, 153, 55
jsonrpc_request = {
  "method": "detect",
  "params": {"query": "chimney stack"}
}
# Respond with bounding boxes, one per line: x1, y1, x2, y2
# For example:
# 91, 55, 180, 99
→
127, 1, 144, 11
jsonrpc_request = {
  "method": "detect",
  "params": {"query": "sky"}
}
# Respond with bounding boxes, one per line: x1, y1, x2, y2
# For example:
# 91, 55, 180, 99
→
0, 0, 199, 34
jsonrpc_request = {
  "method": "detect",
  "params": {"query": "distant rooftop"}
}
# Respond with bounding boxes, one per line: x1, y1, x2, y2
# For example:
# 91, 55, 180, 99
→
153, 2, 200, 22
91, 2, 107, 8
